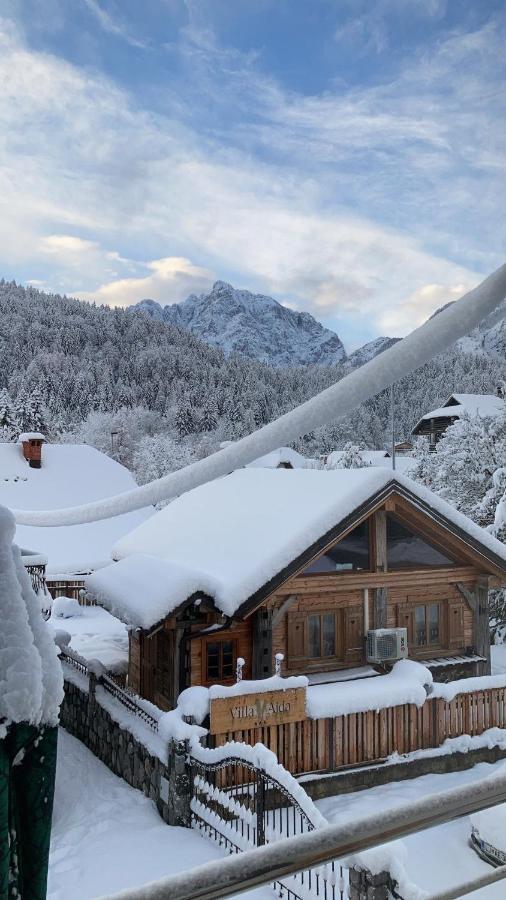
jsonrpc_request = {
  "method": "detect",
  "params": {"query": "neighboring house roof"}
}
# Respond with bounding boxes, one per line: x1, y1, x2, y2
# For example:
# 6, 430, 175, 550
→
413, 393, 504, 434
326, 449, 390, 468
0, 442, 153, 576
87, 468, 506, 630
246, 446, 313, 469
325, 449, 414, 476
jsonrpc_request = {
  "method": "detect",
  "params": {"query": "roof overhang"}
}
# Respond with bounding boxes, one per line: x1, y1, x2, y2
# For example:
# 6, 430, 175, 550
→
233, 481, 506, 619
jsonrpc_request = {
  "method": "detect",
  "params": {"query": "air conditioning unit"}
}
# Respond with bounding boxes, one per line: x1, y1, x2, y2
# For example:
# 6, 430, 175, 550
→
366, 628, 408, 664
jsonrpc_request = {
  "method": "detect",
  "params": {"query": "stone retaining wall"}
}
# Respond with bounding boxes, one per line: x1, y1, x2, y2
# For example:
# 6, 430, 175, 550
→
60, 676, 190, 826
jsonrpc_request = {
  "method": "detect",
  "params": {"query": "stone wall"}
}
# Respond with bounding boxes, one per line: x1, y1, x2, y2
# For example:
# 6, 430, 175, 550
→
60, 676, 190, 826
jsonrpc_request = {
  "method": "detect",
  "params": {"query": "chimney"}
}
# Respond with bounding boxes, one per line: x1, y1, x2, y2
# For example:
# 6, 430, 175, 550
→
19, 433, 45, 468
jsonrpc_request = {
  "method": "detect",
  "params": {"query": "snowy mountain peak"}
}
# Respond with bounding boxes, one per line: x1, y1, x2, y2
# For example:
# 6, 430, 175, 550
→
134, 282, 347, 367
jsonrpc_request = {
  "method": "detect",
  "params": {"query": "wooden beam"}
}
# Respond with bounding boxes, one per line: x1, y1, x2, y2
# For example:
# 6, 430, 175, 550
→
457, 578, 491, 675
252, 608, 273, 679
475, 575, 491, 675
289, 566, 478, 594
456, 582, 478, 612
271, 594, 297, 628
372, 511, 388, 629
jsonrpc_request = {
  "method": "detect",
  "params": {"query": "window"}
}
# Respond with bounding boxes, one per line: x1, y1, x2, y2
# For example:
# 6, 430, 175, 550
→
387, 515, 454, 569
303, 521, 370, 574
206, 640, 235, 681
414, 604, 440, 648
308, 612, 336, 658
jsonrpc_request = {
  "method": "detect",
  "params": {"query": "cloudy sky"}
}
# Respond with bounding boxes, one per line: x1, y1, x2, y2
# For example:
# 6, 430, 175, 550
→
1, 0, 505, 349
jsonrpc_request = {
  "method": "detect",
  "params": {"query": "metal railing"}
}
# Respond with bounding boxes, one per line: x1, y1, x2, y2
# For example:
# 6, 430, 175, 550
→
60, 650, 159, 732
100, 767, 506, 900
190, 749, 344, 900
100, 674, 159, 732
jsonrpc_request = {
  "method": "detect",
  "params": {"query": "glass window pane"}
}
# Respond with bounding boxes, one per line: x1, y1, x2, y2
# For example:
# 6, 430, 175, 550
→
428, 604, 439, 644
387, 515, 454, 568
308, 615, 321, 658
222, 641, 234, 677
304, 521, 370, 573
207, 643, 220, 678
415, 607, 426, 647
322, 613, 336, 657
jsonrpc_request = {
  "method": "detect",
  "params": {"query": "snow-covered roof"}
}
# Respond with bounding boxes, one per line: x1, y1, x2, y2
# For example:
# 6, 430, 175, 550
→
0, 443, 153, 576
86, 554, 217, 630
414, 393, 505, 429
246, 446, 313, 469
86, 468, 506, 629
325, 449, 390, 468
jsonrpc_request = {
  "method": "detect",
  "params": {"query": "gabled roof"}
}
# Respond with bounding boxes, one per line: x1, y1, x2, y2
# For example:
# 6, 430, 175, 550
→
413, 393, 504, 433
246, 446, 314, 469
87, 468, 506, 629
0, 442, 152, 576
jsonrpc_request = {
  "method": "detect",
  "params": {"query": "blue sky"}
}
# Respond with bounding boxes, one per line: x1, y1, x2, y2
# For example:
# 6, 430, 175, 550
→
1, 0, 505, 349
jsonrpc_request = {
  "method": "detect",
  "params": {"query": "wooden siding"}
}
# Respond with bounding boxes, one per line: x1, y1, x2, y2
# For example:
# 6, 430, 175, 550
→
210, 686, 506, 775
128, 631, 141, 694
190, 620, 253, 687
266, 573, 478, 674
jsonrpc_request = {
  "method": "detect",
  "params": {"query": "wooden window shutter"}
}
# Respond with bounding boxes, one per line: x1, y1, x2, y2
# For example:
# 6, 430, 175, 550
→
448, 600, 464, 649
344, 606, 364, 662
344, 606, 364, 653
396, 605, 412, 643
287, 612, 306, 661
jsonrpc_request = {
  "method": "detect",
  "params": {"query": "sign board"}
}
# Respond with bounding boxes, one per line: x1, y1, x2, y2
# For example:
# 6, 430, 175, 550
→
209, 687, 306, 735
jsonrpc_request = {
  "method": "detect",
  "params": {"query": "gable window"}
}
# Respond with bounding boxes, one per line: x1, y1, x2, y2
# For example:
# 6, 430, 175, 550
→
414, 604, 440, 647
387, 515, 454, 569
206, 640, 235, 681
303, 521, 370, 574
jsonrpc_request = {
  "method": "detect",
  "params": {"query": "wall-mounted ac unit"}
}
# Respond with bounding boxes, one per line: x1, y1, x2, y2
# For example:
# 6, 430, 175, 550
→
366, 628, 408, 664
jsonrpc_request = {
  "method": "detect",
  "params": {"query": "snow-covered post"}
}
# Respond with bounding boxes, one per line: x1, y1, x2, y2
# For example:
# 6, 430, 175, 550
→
275, 652, 284, 676
236, 657, 245, 683
166, 739, 192, 828
349, 866, 393, 900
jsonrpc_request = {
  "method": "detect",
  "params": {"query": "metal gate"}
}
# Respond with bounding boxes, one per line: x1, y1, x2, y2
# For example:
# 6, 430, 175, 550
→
189, 743, 348, 900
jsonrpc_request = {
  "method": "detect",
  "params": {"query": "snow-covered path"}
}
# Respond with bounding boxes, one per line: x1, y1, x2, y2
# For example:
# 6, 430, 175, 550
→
49, 729, 272, 900
316, 761, 506, 898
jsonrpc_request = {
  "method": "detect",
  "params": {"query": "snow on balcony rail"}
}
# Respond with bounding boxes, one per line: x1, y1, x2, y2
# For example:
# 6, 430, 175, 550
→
12, 263, 506, 526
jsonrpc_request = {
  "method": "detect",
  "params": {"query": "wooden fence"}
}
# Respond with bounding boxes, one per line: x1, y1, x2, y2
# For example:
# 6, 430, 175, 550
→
209, 686, 506, 775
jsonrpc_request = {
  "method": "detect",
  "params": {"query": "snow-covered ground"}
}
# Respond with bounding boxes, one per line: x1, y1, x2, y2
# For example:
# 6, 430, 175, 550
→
491, 643, 506, 675
316, 762, 506, 898
49, 729, 272, 900
49, 605, 128, 674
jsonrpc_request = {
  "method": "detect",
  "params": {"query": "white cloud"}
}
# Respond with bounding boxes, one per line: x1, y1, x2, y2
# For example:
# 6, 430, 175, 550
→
0, 13, 503, 337
40, 234, 100, 255
377, 281, 475, 334
76, 257, 215, 307
82, 0, 149, 49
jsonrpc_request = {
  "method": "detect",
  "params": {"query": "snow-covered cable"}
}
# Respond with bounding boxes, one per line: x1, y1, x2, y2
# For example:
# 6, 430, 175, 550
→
13, 263, 506, 527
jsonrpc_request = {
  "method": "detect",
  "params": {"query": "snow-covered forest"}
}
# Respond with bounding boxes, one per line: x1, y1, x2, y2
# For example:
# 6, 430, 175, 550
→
1, 280, 505, 481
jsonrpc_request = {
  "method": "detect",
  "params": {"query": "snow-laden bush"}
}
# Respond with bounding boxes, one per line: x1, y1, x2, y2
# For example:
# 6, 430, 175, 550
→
51, 596, 82, 619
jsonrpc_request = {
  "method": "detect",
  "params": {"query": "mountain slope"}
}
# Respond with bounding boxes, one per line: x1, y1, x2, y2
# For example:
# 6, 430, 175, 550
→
135, 281, 346, 367
346, 336, 400, 369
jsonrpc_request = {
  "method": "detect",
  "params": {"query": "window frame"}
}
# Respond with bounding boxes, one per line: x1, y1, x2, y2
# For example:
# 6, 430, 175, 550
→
307, 610, 339, 660
400, 602, 446, 656
302, 520, 372, 576
386, 512, 458, 571
203, 637, 237, 685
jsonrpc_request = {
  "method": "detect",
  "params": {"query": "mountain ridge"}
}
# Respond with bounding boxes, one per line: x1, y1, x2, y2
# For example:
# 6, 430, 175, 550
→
135, 280, 347, 367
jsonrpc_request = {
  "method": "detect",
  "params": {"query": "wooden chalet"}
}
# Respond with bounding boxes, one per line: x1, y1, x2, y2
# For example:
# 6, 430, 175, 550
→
412, 392, 504, 448
87, 469, 506, 715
